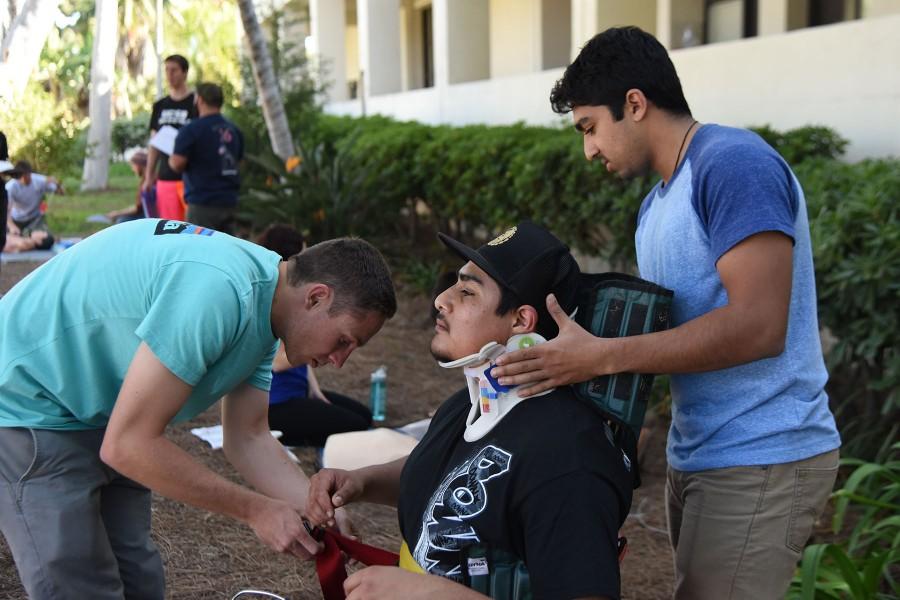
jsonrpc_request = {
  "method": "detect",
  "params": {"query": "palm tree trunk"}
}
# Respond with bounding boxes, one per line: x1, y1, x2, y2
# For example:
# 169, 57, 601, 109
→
0, 0, 62, 98
1, 0, 17, 47
236, 0, 295, 162
81, 0, 118, 191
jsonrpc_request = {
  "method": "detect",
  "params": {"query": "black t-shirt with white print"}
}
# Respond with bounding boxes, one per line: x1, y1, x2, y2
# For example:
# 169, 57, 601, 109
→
398, 386, 633, 599
149, 94, 198, 181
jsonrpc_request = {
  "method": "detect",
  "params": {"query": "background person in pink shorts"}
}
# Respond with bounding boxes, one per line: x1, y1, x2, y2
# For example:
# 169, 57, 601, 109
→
142, 54, 197, 221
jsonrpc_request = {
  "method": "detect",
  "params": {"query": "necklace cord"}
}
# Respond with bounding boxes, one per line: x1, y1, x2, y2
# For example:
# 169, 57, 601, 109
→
671, 120, 699, 182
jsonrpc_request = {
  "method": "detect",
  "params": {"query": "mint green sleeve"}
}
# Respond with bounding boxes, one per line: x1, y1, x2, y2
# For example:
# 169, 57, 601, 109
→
135, 263, 244, 386
247, 341, 278, 392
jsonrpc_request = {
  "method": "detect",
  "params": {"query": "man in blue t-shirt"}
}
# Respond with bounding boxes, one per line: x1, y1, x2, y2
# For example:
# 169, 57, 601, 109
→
492, 27, 840, 599
0, 219, 396, 599
169, 82, 243, 234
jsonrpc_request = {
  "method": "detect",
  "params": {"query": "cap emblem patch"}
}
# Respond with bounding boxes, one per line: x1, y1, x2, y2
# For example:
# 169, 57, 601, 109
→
488, 226, 517, 246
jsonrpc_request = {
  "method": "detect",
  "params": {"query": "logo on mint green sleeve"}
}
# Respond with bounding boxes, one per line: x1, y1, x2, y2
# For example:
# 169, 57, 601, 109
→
154, 220, 215, 236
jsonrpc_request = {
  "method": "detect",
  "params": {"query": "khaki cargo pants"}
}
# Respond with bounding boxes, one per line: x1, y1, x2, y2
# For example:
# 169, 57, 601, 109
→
666, 449, 839, 600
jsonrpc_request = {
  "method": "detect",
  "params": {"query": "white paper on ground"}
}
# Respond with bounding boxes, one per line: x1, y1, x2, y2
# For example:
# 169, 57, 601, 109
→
190, 425, 297, 462
190, 425, 283, 449
149, 125, 179, 155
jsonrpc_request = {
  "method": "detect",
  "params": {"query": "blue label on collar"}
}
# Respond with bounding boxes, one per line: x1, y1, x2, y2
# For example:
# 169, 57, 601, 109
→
481, 364, 512, 393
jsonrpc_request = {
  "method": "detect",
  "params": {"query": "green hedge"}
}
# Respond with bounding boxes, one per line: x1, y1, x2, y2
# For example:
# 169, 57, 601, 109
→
111, 114, 150, 158
798, 157, 899, 458
246, 116, 851, 263
244, 115, 650, 264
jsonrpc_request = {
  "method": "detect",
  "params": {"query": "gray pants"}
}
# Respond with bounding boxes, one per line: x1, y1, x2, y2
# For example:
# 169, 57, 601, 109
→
666, 448, 839, 600
0, 427, 165, 599
11, 213, 54, 250
186, 203, 236, 235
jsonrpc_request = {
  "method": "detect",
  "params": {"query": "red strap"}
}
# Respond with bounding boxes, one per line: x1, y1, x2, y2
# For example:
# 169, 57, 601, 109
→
315, 529, 399, 600
315, 531, 624, 599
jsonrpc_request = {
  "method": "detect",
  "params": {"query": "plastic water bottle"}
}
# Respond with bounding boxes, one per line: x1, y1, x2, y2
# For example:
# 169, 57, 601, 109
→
369, 366, 387, 422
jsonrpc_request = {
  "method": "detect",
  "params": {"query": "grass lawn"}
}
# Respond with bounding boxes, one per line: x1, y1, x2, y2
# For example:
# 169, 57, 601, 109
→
46, 162, 138, 237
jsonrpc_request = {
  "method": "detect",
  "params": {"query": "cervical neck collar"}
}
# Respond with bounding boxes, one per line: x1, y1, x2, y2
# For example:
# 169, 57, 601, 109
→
439, 333, 554, 441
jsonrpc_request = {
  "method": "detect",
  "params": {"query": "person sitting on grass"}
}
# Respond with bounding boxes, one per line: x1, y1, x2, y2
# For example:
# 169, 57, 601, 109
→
306, 222, 633, 600
5, 160, 62, 250
258, 224, 373, 447
105, 150, 151, 224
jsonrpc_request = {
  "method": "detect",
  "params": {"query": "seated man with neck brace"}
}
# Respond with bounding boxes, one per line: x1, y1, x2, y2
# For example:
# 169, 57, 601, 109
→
306, 222, 633, 600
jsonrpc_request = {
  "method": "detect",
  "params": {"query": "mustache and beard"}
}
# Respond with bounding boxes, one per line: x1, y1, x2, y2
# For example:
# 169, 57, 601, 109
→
430, 314, 452, 363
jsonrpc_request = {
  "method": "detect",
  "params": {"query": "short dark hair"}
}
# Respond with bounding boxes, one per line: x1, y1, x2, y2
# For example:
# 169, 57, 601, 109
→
257, 224, 305, 260
287, 237, 397, 319
494, 287, 521, 322
550, 26, 692, 120
14, 160, 31, 177
493, 276, 573, 340
195, 82, 224, 108
165, 54, 189, 73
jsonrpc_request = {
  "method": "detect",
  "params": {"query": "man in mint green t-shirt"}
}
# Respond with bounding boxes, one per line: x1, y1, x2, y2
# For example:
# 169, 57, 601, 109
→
0, 219, 396, 599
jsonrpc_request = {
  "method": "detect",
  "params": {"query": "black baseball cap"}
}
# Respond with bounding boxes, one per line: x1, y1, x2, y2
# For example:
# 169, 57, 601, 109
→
438, 221, 581, 339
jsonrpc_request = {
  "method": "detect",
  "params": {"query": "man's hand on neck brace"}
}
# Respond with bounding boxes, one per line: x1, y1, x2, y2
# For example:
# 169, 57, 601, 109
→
439, 333, 554, 441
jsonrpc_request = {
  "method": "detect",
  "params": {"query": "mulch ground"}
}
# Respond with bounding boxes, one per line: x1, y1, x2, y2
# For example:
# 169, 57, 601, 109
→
0, 260, 674, 599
